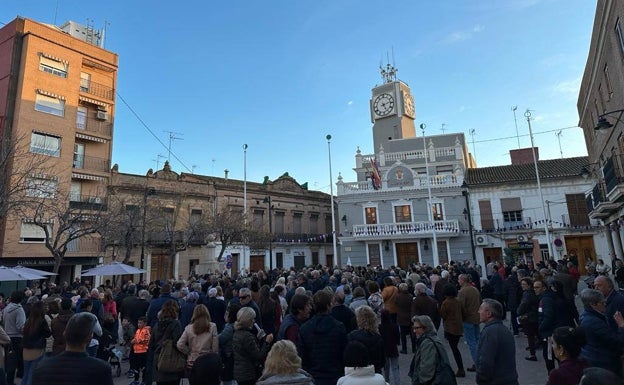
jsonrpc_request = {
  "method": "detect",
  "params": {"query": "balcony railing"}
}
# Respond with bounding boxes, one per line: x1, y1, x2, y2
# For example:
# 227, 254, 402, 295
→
66, 237, 103, 253
273, 233, 333, 243
73, 155, 110, 173
76, 116, 112, 137
80, 79, 114, 100
69, 194, 107, 210
352, 220, 460, 238
338, 174, 462, 195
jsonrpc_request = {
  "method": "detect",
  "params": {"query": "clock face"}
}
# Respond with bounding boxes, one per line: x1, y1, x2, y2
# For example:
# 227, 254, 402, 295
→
373, 93, 395, 117
404, 93, 415, 118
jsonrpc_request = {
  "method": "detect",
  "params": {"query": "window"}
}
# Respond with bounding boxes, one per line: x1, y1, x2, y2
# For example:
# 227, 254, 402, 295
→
432, 203, 444, 220
39, 56, 67, 78
616, 18, 624, 58
76, 107, 87, 129
26, 177, 57, 198
566, 194, 590, 226
253, 209, 264, 230
73, 143, 84, 168
293, 213, 302, 234
20, 222, 50, 243
394, 205, 412, 222
479, 200, 495, 230
70, 182, 82, 202
604, 64, 614, 98
30, 132, 61, 157
274, 211, 285, 233
501, 197, 523, 225
80, 72, 91, 92
35, 94, 65, 116
309, 214, 319, 234
190, 209, 202, 225
365, 207, 377, 224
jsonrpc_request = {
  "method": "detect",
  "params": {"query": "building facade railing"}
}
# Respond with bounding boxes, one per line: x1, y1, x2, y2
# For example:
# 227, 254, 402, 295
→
73, 154, 110, 173
80, 79, 114, 100
352, 219, 460, 238
76, 116, 112, 137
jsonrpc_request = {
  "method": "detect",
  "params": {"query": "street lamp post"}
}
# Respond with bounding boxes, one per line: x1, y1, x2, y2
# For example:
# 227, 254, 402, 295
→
525, 110, 553, 260
263, 196, 273, 271
326, 135, 338, 267
140, 187, 156, 283
420, 124, 439, 266
461, 182, 477, 264
243, 144, 248, 272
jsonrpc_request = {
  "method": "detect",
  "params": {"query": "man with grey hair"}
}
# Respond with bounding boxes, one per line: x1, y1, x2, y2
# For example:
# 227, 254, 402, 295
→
238, 287, 261, 326
476, 299, 518, 385
412, 282, 440, 330
593, 275, 624, 331
33, 312, 113, 385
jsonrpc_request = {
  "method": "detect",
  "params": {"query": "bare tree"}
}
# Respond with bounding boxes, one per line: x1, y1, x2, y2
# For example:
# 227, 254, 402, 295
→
99, 194, 143, 264
207, 206, 254, 262
13, 188, 107, 276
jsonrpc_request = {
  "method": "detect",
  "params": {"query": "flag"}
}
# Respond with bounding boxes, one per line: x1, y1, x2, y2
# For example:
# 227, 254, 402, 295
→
371, 158, 381, 190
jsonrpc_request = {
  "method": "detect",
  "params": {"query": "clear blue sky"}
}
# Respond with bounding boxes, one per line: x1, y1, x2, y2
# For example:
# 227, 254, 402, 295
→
2, 1, 596, 193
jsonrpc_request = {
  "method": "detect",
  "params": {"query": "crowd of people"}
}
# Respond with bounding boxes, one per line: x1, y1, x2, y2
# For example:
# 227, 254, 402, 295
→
0, 256, 621, 385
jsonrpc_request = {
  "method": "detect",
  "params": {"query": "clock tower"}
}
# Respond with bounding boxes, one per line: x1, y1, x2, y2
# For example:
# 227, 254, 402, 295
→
370, 64, 416, 152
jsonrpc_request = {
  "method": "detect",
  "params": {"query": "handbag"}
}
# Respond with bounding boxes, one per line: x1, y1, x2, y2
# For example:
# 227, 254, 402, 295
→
157, 339, 186, 373
426, 337, 457, 385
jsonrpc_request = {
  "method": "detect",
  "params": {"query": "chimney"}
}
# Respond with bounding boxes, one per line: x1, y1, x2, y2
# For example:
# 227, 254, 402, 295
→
510, 147, 539, 165
224, 169, 229, 180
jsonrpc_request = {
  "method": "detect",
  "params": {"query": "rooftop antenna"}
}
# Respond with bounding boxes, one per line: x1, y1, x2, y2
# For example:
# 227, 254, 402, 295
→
556, 130, 563, 158
470, 128, 476, 162
211, 158, 216, 175
441, 123, 448, 134
379, 51, 397, 84
512, 105, 520, 148
153, 154, 166, 170
164, 131, 183, 164
192, 164, 199, 174
54, 0, 59, 25
100, 20, 110, 48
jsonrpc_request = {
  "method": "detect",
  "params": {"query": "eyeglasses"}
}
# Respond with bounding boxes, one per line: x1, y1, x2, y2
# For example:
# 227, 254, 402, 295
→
412, 326, 424, 330
533, 286, 542, 289
239, 295, 249, 299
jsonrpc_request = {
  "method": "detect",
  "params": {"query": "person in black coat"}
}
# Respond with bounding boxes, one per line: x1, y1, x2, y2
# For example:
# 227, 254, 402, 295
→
347, 306, 384, 374
517, 277, 539, 361
504, 268, 522, 335
297, 290, 347, 385
205, 289, 227, 333
330, 292, 356, 334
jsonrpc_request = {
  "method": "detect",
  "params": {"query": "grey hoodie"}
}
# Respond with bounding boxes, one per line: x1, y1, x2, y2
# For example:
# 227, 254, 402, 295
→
256, 369, 315, 385
2, 302, 25, 337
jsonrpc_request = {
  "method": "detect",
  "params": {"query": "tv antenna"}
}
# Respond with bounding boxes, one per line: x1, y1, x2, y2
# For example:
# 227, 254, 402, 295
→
512, 105, 520, 148
470, 128, 476, 163
556, 130, 563, 158
152, 154, 166, 170
192, 164, 199, 174
441, 123, 448, 134
164, 131, 183, 164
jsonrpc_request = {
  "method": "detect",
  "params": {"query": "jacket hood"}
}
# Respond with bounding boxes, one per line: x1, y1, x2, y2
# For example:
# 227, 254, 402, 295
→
256, 369, 314, 385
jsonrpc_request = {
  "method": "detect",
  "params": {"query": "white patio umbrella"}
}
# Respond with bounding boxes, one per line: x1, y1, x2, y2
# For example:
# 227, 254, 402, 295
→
0, 266, 46, 281
12, 265, 57, 276
81, 261, 146, 276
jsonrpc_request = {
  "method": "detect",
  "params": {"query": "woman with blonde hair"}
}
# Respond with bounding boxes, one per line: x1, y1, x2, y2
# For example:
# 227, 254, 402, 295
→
256, 340, 314, 385
232, 307, 274, 385
347, 305, 384, 374
177, 304, 218, 375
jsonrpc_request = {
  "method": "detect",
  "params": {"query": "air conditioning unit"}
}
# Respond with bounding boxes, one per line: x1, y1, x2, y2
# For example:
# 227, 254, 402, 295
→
517, 234, 528, 242
475, 235, 488, 246
96, 111, 108, 121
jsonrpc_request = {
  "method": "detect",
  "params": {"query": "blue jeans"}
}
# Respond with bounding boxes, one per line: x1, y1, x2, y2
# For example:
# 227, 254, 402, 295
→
462, 322, 480, 365
384, 356, 400, 385
22, 354, 44, 385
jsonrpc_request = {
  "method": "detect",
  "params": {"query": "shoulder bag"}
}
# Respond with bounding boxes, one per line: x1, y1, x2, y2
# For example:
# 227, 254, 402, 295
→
156, 323, 186, 373
426, 337, 457, 385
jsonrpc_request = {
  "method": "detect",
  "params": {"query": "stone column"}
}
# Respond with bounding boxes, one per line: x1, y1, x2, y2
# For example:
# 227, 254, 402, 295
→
611, 224, 624, 260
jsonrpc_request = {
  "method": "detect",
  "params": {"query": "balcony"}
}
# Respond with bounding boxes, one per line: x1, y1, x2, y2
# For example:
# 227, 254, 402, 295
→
587, 180, 620, 219
69, 194, 107, 211
80, 79, 114, 100
351, 219, 460, 240
73, 154, 110, 173
273, 233, 333, 244
66, 237, 103, 254
338, 174, 463, 195
76, 116, 112, 137
604, 155, 624, 202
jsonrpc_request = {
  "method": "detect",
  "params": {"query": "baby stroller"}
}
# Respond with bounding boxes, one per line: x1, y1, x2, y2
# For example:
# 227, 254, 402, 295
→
96, 329, 122, 377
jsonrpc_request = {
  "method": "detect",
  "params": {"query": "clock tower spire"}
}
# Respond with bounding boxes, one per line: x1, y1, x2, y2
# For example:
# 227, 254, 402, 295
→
370, 62, 416, 152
